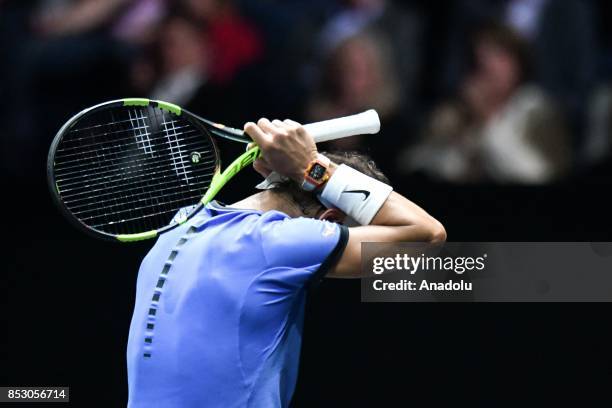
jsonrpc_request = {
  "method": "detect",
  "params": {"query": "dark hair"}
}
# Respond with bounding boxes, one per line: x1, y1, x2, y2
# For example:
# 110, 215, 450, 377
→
271, 151, 389, 216
469, 21, 533, 84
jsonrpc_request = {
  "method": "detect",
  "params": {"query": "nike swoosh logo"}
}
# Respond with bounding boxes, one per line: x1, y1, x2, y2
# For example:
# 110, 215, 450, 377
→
343, 190, 371, 200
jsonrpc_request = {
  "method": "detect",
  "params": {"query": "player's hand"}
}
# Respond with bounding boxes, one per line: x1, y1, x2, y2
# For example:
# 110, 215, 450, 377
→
244, 118, 318, 182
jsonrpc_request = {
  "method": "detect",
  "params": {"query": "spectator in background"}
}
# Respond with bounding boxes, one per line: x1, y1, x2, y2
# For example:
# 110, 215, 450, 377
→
33, 0, 131, 37
34, 0, 167, 44
317, 0, 423, 116
441, 0, 597, 137
2, 0, 166, 176
308, 32, 399, 122
131, 0, 264, 123
183, 0, 263, 86
129, 3, 255, 125
402, 22, 571, 184
145, 13, 209, 106
306, 32, 406, 179
113, 0, 168, 44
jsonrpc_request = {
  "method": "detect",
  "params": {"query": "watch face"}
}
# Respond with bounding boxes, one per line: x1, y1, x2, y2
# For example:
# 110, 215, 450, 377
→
309, 163, 326, 180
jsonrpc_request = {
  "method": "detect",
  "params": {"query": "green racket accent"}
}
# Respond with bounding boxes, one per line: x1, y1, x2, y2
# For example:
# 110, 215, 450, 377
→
157, 101, 182, 116
123, 98, 150, 107
201, 146, 262, 205
117, 230, 159, 243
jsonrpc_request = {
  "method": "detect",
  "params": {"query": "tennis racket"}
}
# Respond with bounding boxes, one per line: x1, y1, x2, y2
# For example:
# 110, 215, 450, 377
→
47, 98, 380, 242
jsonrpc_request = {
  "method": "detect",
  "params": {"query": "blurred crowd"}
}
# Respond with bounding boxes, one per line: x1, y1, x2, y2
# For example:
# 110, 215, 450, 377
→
2, 0, 612, 185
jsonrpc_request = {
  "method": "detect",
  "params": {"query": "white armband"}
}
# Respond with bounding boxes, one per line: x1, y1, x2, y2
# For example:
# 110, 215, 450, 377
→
318, 164, 393, 225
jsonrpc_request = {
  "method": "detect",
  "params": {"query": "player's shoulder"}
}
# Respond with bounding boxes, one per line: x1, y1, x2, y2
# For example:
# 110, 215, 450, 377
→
260, 214, 339, 238
259, 215, 347, 268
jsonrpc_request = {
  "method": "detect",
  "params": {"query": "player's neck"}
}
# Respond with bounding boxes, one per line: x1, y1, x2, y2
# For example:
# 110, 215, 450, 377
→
231, 191, 303, 218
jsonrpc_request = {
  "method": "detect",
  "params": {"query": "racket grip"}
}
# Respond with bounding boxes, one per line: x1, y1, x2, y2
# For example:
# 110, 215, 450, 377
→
303, 109, 380, 143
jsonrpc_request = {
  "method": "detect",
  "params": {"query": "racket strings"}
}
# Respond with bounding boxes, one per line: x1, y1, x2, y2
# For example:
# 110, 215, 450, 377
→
87, 194, 206, 227
54, 125, 197, 162
63, 169, 215, 214
57, 156, 217, 192
57, 121, 154, 150
55, 140, 214, 184
61, 115, 155, 135
64, 164, 216, 212
53, 105, 218, 235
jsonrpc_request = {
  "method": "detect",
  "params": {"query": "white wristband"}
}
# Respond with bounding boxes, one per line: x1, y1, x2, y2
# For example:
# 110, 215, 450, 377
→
318, 164, 393, 225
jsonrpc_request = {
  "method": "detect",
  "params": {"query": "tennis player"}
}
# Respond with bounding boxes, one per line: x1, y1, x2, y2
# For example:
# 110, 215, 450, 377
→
126, 118, 446, 407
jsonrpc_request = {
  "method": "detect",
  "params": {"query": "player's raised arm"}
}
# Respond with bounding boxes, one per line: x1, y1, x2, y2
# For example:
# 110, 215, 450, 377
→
244, 119, 446, 278
329, 190, 446, 278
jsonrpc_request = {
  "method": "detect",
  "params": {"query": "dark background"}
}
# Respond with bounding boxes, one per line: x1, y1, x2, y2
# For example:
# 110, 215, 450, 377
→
2, 0, 612, 406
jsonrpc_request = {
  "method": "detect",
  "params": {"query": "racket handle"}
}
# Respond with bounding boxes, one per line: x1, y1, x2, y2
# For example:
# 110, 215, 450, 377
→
303, 109, 380, 143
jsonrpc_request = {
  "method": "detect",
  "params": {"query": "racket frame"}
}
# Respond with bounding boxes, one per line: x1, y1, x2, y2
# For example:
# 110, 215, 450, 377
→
47, 98, 252, 242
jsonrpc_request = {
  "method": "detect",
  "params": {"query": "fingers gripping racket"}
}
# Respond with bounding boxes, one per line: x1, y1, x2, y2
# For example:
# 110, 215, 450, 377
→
47, 98, 380, 242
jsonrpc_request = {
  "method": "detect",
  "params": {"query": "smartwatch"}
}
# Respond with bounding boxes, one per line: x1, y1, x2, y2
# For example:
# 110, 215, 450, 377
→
301, 153, 331, 191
